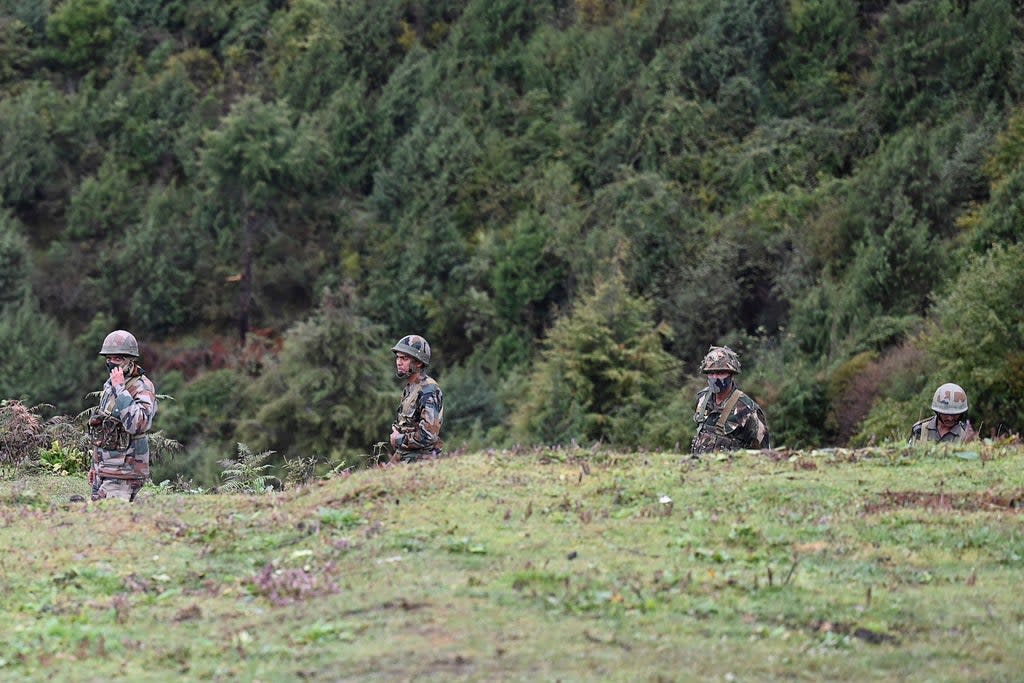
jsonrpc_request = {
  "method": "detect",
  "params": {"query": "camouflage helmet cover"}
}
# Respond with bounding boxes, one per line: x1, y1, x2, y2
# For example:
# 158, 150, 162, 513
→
699, 345, 741, 374
99, 330, 139, 357
931, 382, 968, 414
391, 334, 431, 366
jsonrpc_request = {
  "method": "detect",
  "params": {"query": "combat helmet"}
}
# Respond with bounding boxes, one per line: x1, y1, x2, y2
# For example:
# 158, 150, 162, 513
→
931, 383, 968, 415
391, 334, 431, 366
699, 345, 741, 374
99, 330, 139, 357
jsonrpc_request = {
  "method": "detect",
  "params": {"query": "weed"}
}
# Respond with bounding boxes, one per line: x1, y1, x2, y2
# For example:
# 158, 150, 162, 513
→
446, 537, 487, 554
317, 506, 364, 530
0, 401, 88, 478
218, 442, 280, 493
38, 440, 89, 475
248, 561, 340, 606
283, 454, 319, 486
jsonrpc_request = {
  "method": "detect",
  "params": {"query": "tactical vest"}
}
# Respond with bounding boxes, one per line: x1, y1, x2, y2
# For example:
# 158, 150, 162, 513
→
691, 388, 749, 454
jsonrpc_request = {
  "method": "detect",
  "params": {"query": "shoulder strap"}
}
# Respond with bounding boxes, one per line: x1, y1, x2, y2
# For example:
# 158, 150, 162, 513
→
716, 390, 746, 434
694, 390, 711, 422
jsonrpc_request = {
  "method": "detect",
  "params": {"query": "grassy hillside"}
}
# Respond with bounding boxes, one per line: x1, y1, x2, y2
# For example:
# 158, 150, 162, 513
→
3, 443, 1023, 681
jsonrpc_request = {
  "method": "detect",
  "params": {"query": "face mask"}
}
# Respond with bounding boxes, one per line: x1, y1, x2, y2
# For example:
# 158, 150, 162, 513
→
708, 376, 733, 394
106, 360, 119, 373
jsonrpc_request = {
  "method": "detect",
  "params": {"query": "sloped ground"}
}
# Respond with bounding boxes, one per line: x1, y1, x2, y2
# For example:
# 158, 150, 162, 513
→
1, 443, 1022, 682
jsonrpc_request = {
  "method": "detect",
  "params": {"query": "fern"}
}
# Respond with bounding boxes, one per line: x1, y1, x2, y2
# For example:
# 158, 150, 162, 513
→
218, 442, 279, 494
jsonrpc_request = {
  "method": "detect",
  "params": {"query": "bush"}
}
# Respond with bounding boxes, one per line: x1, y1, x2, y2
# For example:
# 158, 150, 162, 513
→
0, 298, 84, 409
924, 243, 1024, 436
0, 401, 88, 477
236, 284, 392, 466
38, 439, 90, 476
509, 268, 676, 447
834, 343, 931, 445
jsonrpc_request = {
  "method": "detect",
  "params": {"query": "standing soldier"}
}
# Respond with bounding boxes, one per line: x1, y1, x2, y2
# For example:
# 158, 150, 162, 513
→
389, 334, 444, 462
87, 330, 157, 501
691, 345, 770, 455
909, 382, 975, 444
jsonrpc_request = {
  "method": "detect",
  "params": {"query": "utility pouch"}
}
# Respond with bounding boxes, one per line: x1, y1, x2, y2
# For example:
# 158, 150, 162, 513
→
89, 411, 130, 451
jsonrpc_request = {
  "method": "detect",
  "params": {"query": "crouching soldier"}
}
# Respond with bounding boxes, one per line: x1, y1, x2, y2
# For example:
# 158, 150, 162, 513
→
389, 334, 444, 462
909, 382, 975, 444
88, 330, 157, 501
691, 345, 770, 455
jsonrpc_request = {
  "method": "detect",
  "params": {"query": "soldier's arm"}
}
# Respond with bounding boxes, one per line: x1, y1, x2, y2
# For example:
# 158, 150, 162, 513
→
114, 380, 157, 435
750, 407, 770, 449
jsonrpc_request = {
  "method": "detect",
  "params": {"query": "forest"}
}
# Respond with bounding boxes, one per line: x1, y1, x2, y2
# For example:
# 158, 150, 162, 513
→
1, 0, 1023, 484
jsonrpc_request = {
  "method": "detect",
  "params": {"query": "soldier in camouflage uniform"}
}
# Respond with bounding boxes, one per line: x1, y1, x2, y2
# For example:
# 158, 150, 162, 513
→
691, 345, 770, 455
389, 334, 444, 462
87, 330, 158, 501
909, 382, 975, 444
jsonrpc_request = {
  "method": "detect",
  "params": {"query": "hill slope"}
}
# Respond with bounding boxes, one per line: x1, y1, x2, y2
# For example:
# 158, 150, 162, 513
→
2, 444, 1023, 681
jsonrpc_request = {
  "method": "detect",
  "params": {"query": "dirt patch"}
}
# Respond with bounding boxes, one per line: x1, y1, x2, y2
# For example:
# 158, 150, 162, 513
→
812, 620, 899, 645
863, 489, 1024, 514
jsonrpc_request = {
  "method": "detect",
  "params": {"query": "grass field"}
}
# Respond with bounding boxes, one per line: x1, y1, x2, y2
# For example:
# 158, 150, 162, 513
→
1, 443, 1022, 682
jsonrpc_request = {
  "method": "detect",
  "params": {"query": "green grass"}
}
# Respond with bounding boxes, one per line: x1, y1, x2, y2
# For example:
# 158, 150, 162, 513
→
1, 444, 1023, 681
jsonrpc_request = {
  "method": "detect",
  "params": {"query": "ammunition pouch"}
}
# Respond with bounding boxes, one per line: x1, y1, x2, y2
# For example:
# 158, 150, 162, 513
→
89, 412, 130, 451
691, 429, 746, 455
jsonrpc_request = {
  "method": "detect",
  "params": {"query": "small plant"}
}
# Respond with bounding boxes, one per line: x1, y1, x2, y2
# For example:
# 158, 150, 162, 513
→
317, 507, 364, 530
282, 454, 319, 487
1, 401, 89, 478
38, 440, 89, 475
148, 430, 184, 464
159, 474, 207, 495
248, 561, 340, 606
218, 442, 280, 494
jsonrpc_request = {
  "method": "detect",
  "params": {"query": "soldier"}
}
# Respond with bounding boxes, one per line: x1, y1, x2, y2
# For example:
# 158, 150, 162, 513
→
909, 382, 975, 444
388, 334, 444, 462
691, 345, 770, 455
87, 330, 158, 501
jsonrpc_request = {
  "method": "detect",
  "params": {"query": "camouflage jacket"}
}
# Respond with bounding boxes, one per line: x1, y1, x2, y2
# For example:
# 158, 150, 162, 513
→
908, 416, 974, 445
90, 372, 157, 481
691, 387, 770, 455
392, 374, 444, 461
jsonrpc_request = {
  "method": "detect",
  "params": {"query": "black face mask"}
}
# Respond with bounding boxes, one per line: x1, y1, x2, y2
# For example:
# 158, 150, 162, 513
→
106, 360, 119, 373
707, 376, 733, 394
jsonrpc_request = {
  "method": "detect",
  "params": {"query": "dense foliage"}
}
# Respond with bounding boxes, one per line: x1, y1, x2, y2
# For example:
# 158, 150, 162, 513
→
1, 0, 1022, 483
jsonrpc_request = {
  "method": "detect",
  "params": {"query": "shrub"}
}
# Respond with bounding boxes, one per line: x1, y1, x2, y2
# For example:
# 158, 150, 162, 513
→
924, 244, 1024, 436
0, 298, 83, 408
38, 440, 90, 476
834, 343, 931, 445
236, 284, 392, 465
0, 401, 88, 478
218, 442, 279, 494
509, 268, 676, 447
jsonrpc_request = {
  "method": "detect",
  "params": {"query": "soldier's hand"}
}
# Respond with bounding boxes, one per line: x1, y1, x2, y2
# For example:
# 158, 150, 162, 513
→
110, 365, 125, 388
390, 428, 401, 448
88, 468, 96, 485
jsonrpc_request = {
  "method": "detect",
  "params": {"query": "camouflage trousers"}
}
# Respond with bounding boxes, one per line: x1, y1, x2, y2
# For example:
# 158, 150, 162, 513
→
92, 477, 143, 502
395, 448, 442, 463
